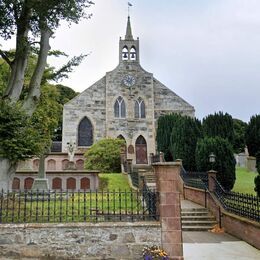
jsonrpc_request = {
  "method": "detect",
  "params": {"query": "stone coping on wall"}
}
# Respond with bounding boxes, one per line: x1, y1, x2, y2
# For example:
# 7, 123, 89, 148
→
152, 161, 182, 166
222, 210, 260, 228
16, 170, 100, 175
0, 221, 160, 229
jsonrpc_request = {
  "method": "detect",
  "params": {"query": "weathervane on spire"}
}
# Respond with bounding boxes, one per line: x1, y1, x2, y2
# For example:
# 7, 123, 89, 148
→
128, 2, 132, 16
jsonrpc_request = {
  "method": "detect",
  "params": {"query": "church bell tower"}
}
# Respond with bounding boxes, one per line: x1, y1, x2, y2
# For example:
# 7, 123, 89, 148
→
119, 16, 140, 64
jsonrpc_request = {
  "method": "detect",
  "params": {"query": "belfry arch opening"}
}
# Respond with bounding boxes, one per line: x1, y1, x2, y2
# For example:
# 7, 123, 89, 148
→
122, 46, 128, 60
130, 46, 136, 60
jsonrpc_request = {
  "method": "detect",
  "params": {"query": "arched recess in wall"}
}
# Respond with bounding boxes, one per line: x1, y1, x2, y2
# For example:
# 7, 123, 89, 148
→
67, 177, 76, 190
24, 177, 34, 190
78, 116, 93, 147
47, 159, 56, 171
76, 159, 84, 170
62, 159, 69, 170
135, 135, 148, 164
52, 177, 62, 190
33, 159, 40, 171
80, 177, 90, 190
12, 177, 20, 190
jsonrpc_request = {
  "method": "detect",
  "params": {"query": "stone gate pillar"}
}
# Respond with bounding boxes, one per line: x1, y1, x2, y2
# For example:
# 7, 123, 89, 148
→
153, 161, 183, 260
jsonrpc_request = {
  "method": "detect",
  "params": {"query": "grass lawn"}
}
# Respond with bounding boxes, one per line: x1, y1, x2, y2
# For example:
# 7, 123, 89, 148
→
232, 167, 258, 195
99, 173, 131, 190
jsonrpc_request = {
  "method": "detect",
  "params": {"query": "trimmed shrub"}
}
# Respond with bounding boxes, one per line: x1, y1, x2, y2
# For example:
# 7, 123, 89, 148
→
195, 136, 236, 191
84, 138, 124, 173
156, 113, 182, 161
245, 114, 260, 156
170, 116, 202, 171
202, 112, 234, 146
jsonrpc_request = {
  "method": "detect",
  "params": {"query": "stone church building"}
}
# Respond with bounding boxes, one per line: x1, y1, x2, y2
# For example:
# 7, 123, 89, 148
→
62, 16, 195, 166
12, 16, 195, 191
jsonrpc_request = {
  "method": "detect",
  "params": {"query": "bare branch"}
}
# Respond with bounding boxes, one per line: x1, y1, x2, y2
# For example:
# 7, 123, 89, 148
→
0, 49, 12, 67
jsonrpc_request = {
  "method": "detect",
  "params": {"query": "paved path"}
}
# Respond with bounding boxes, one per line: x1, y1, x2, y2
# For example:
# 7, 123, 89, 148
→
183, 231, 260, 259
181, 200, 260, 259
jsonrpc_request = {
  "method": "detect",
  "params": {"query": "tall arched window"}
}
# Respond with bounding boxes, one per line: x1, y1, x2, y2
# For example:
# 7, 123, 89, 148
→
134, 98, 145, 118
78, 117, 93, 146
114, 96, 126, 118
122, 46, 128, 60
130, 46, 136, 60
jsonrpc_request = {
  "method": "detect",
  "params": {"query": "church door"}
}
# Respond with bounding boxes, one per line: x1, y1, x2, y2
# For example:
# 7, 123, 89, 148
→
135, 136, 147, 164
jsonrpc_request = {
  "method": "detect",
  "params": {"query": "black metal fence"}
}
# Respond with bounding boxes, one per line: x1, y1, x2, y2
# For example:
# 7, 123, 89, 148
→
180, 166, 208, 190
129, 170, 140, 188
0, 189, 159, 224
213, 177, 260, 222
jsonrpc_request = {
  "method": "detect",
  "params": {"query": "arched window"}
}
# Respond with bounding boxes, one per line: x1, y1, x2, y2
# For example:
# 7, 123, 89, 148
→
114, 96, 126, 118
78, 116, 93, 146
135, 135, 148, 164
52, 178, 62, 190
122, 46, 128, 60
130, 46, 136, 60
80, 177, 90, 190
47, 159, 56, 171
134, 98, 145, 118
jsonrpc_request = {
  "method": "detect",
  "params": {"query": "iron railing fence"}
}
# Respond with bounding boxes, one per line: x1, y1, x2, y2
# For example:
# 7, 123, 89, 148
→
142, 181, 158, 218
213, 177, 260, 222
180, 167, 208, 190
129, 170, 139, 188
0, 189, 159, 224
151, 154, 160, 163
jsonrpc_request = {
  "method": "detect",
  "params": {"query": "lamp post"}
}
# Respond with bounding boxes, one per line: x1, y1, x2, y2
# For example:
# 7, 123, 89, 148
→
209, 152, 216, 170
208, 153, 217, 193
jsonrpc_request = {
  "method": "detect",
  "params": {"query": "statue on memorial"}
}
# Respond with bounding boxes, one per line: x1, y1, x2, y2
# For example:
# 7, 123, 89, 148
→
66, 140, 77, 170
67, 140, 76, 162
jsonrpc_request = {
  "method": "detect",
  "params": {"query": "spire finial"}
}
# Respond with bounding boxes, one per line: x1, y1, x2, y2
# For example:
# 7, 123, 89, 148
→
125, 15, 133, 40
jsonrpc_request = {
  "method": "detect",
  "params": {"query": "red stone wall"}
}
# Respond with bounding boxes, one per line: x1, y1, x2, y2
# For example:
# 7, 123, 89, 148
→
153, 162, 184, 260
184, 186, 260, 249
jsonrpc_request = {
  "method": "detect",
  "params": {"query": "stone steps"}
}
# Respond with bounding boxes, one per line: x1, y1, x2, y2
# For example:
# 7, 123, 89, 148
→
181, 207, 217, 231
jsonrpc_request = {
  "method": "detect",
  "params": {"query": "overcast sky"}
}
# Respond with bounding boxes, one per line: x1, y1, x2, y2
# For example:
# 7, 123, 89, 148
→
2, 0, 260, 122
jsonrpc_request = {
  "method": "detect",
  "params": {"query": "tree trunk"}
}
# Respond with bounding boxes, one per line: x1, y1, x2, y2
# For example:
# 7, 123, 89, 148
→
0, 158, 16, 191
22, 26, 52, 115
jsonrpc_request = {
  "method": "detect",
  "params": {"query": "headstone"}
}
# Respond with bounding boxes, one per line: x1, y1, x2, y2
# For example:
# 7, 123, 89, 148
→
32, 154, 49, 191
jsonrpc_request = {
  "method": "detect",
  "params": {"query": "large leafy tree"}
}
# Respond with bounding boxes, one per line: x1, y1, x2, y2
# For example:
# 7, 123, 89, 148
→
0, 0, 93, 190
202, 112, 235, 147
195, 136, 236, 191
170, 116, 202, 171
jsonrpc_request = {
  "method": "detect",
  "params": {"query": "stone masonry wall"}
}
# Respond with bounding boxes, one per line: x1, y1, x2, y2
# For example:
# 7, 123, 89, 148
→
0, 222, 161, 259
153, 78, 195, 119
62, 77, 107, 152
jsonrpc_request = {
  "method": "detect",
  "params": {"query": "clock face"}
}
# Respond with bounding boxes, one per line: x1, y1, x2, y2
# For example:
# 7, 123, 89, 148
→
123, 75, 136, 87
